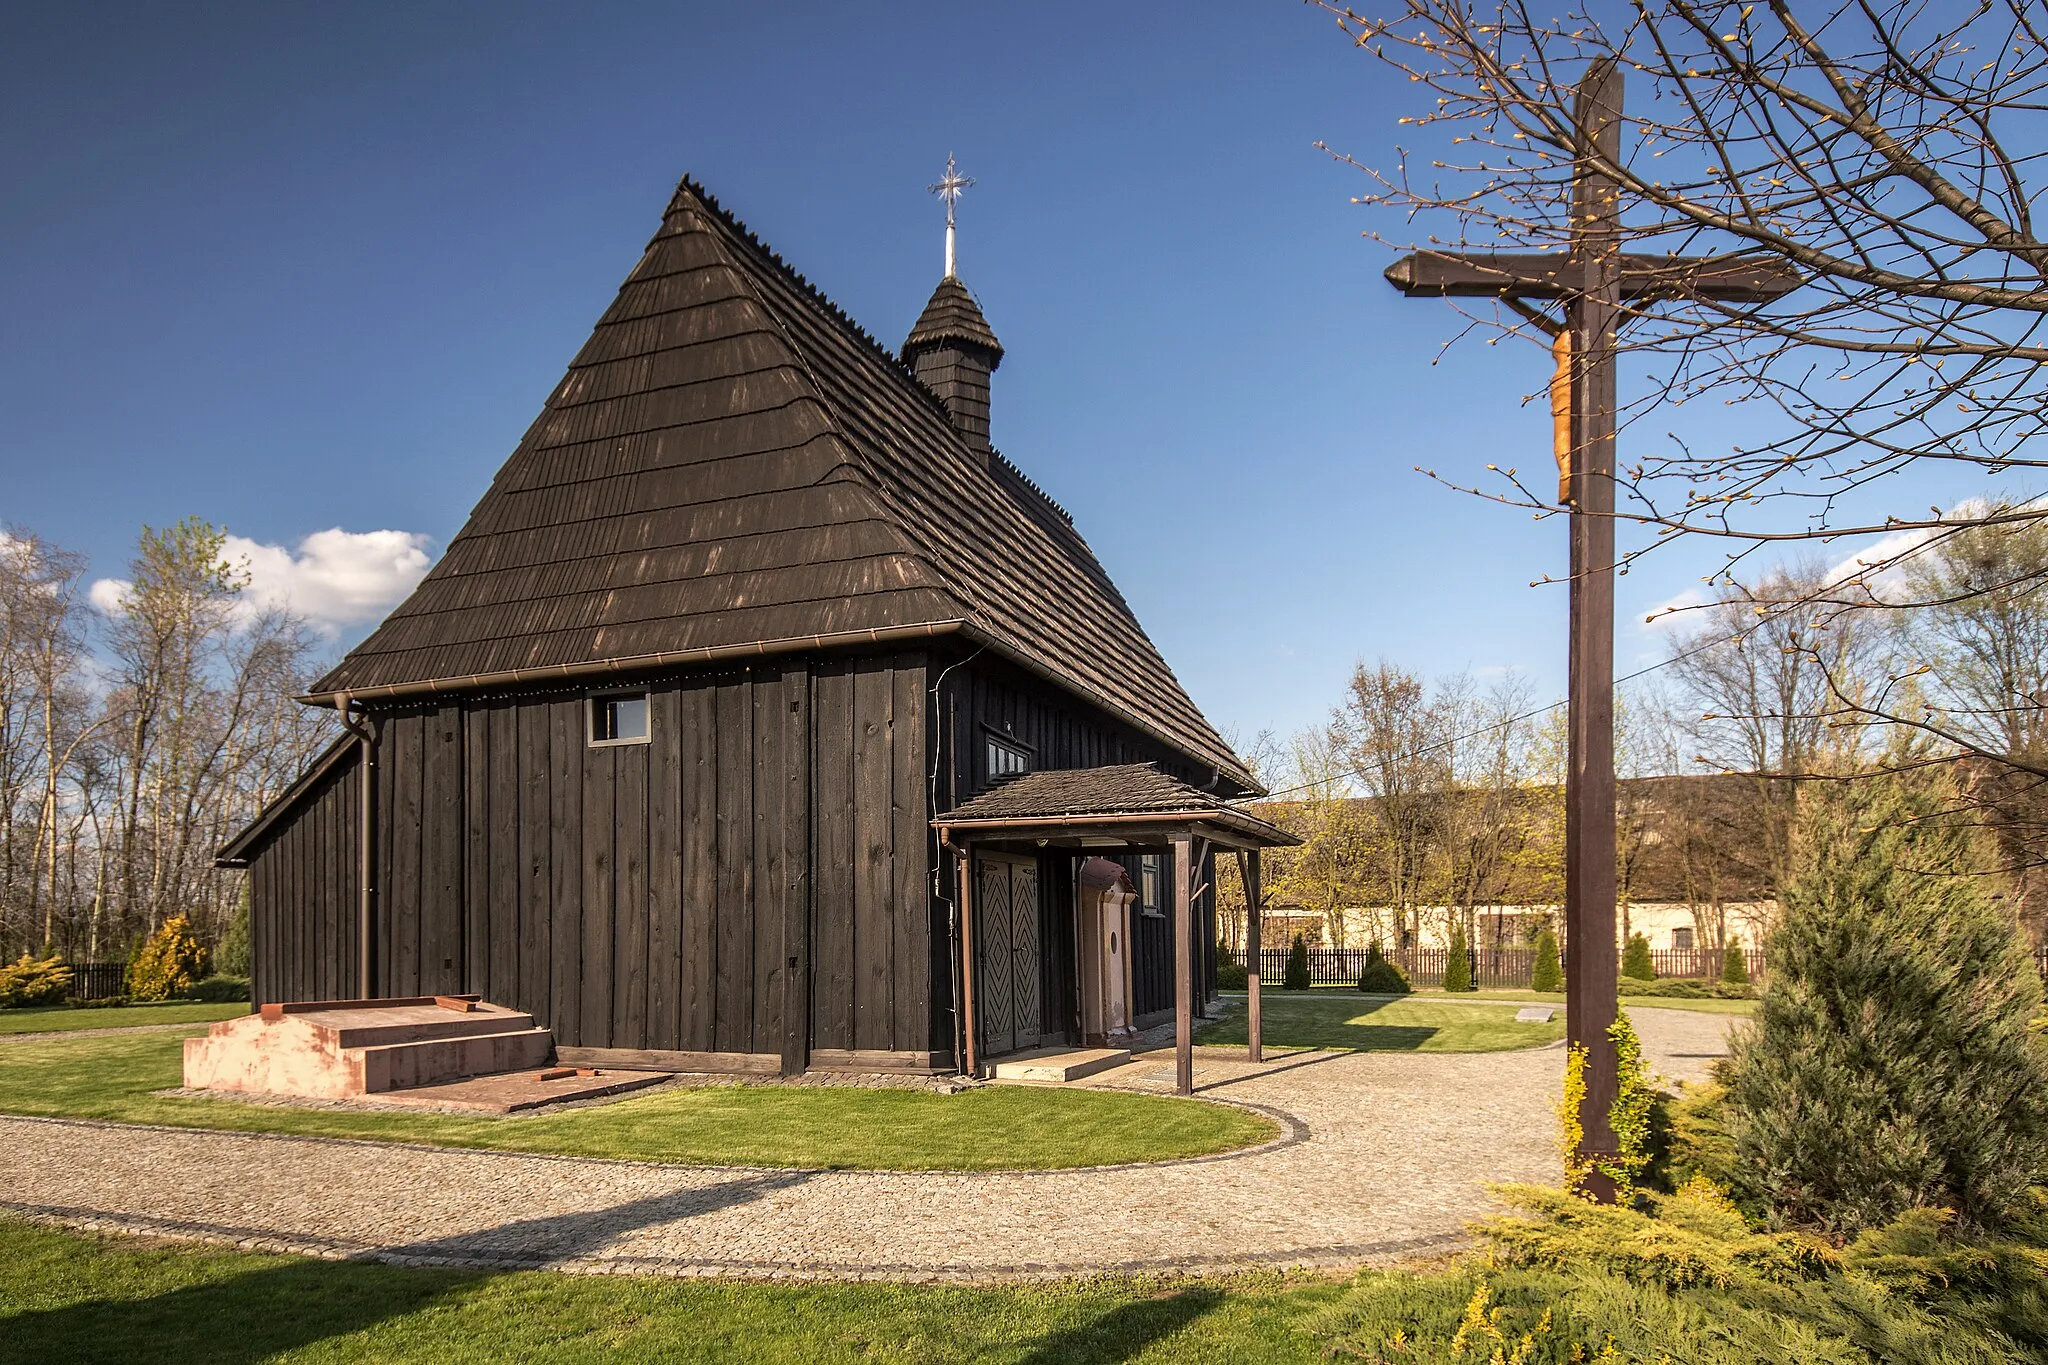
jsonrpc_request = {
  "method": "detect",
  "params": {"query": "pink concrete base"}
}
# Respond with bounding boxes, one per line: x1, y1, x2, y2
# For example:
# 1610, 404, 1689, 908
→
182, 1000, 551, 1099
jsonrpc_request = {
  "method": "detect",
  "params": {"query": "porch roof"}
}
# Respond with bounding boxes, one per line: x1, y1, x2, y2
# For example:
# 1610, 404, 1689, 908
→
932, 763, 1299, 851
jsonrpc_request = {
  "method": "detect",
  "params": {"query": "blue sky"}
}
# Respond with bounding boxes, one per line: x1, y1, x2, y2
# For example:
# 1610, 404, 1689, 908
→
0, 3, 1963, 748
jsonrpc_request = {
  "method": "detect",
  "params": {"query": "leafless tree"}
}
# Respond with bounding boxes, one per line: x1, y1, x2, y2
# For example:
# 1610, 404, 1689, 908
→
1324, 0, 2048, 754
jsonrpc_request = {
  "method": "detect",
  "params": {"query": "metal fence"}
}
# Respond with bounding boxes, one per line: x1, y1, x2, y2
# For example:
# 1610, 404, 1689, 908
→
1226, 944, 1768, 989
62, 963, 128, 1000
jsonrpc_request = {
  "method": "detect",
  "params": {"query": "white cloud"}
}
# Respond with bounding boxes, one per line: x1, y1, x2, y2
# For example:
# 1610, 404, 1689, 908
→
89, 578, 132, 614
225, 528, 432, 633
1642, 586, 1707, 631
90, 527, 432, 635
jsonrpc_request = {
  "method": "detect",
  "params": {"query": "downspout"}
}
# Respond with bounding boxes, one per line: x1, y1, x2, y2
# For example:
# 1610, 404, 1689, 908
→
334, 694, 376, 999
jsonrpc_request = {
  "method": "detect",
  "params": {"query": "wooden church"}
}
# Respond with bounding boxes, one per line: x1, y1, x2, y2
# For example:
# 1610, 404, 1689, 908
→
219, 173, 1292, 1082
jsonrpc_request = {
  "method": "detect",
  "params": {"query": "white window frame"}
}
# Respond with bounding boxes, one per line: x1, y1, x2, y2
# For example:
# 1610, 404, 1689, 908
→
587, 691, 652, 748
1139, 854, 1164, 919
983, 730, 1033, 782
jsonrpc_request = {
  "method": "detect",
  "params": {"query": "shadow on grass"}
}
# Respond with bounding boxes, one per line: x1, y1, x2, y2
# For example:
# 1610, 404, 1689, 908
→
1200, 996, 1446, 1053
6, 1175, 810, 1363
1015, 1285, 1225, 1364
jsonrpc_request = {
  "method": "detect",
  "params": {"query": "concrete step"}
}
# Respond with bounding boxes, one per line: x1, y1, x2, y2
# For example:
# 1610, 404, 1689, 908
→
992, 1047, 1132, 1083
352, 1027, 555, 1093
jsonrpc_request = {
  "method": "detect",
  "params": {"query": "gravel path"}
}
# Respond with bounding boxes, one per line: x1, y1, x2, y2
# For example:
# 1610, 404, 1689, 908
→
0, 1006, 1744, 1282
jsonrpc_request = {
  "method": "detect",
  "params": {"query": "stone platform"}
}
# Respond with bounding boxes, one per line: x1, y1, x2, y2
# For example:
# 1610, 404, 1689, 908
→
990, 1046, 1133, 1083
355, 1066, 669, 1113
182, 996, 556, 1100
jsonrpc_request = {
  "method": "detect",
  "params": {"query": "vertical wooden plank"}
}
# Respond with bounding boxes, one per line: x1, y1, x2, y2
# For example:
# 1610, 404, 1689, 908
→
851, 660, 892, 1052
582, 730, 616, 1049
487, 704, 520, 1009
518, 702, 553, 1026
549, 698, 583, 1044
613, 723, 649, 1049
647, 685, 683, 1051
713, 673, 753, 1053
890, 657, 929, 1054
752, 670, 785, 1055
780, 666, 811, 1074
389, 713, 423, 999
681, 681, 718, 1051
811, 663, 855, 1051
423, 705, 465, 996
465, 707, 491, 997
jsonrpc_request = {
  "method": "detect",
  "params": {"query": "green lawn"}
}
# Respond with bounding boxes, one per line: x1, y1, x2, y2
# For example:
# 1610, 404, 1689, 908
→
0, 1002, 250, 1035
1442, 988, 1761, 1017
1249, 986, 1760, 1017
1197, 994, 1564, 1052
0, 1030, 1274, 1171
0, 1217, 1338, 1364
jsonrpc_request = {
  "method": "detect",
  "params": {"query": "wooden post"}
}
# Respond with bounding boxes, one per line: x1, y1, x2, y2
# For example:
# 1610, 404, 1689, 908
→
1564, 57, 1624, 1197
1380, 58, 1794, 1205
957, 848, 978, 1078
1172, 833, 1195, 1095
1241, 849, 1263, 1063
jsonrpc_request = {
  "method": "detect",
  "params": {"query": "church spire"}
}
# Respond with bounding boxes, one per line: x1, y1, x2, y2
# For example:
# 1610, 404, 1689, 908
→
906, 155, 1002, 457
929, 152, 973, 279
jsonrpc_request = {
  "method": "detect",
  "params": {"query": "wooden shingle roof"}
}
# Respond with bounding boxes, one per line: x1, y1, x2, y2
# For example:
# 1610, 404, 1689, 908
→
905, 276, 1003, 360
934, 764, 1298, 847
308, 176, 1251, 790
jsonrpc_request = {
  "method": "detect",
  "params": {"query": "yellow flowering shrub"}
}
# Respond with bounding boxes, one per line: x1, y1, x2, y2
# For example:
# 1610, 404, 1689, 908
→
127, 915, 210, 1001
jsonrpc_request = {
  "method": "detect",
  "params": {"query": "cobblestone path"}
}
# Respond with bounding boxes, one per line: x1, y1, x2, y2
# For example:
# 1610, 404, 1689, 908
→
0, 1007, 1742, 1281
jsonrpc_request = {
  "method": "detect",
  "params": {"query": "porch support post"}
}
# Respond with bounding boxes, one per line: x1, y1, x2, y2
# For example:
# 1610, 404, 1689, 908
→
957, 846, 978, 1078
1173, 832, 1194, 1096
1242, 849, 1263, 1064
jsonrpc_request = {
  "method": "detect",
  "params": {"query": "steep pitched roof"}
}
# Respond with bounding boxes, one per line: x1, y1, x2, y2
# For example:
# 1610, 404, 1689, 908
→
308, 177, 1251, 790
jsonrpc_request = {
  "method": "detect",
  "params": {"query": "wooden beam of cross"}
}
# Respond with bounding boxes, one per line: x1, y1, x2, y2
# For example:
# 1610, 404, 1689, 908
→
1384, 59, 1796, 1203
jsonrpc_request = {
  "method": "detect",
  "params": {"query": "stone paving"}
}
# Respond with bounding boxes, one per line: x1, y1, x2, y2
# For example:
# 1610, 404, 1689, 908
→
0, 1006, 1744, 1282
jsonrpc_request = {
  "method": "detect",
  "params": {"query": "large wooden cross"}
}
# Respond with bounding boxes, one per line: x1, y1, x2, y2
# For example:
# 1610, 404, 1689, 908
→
1385, 59, 1795, 1200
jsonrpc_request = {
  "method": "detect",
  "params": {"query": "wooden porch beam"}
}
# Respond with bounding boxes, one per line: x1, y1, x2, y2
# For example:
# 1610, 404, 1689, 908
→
1241, 849, 1262, 1064
1172, 832, 1194, 1096
957, 849, 978, 1078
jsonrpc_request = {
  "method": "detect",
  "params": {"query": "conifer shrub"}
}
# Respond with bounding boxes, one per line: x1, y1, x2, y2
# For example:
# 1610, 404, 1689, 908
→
191, 974, 251, 1003
126, 916, 210, 1002
1723, 775, 2048, 1235
1282, 933, 1311, 991
0, 953, 71, 1008
218, 897, 251, 978
1442, 920, 1475, 991
1720, 940, 1750, 987
1355, 942, 1413, 995
1621, 930, 1656, 979
1214, 945, 1248, 991
1530, 925, 1564, 993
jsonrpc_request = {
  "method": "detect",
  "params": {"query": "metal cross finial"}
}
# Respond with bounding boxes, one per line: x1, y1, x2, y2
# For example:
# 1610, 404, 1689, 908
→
928, 152, 973, 278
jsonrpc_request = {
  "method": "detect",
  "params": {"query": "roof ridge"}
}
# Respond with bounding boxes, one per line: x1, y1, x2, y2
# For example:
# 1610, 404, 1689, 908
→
674, 176, 964, 433
679, 190, 980, 627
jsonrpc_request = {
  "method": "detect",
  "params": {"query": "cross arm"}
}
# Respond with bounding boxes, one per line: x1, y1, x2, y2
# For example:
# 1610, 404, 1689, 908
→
1384, 250, 1799, 303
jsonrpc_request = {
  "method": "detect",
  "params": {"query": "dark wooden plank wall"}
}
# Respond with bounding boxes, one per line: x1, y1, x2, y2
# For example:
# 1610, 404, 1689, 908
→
277, 654, 930, 1058
1129, 848, 1216, 1021
247, 748, 360, 1006
807, 656, 931, 1055
939, 654, 1214, 810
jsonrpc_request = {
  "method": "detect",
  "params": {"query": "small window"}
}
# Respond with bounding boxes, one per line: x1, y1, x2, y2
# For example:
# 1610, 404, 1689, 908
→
1671, 927, 1694, 951
985, 733, 1031, 781
1139, 855, 1164, 919
589, 693, 650, 746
